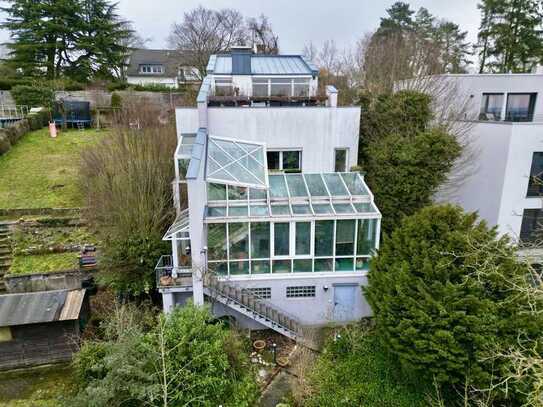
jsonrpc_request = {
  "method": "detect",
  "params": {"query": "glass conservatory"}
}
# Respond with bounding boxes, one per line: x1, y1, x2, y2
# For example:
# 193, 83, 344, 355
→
204, 172, 380, 276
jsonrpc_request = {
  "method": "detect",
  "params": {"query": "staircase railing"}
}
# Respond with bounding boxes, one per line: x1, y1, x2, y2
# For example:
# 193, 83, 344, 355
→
204, 273, 301, 339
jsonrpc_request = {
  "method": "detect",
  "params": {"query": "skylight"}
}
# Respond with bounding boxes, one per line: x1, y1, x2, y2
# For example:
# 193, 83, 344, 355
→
206, 136, 268, 189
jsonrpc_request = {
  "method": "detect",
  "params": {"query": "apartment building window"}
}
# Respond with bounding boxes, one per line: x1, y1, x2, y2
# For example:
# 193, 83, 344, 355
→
286, 286, 316, 298
479, 93, 504, 120
247, 287, 271, 299
527, 152, 543, 197
334, 148, 348, 172
506, 93, 537, 122
267, 150, 301, 173
520, 209, 543, 242
214, 78, 234, 96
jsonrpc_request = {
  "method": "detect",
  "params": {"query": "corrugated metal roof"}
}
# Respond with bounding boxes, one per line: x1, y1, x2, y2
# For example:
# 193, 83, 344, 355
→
0, 289, 86, 327
212, 55, 316, 75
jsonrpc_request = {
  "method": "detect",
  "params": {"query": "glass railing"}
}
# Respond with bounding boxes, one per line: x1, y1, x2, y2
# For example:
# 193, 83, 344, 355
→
155, 255, 192, 288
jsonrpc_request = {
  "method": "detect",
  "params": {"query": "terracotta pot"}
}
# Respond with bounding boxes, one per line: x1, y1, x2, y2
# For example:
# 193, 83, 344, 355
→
253, 340, 266, 351
277, 357, 289, 367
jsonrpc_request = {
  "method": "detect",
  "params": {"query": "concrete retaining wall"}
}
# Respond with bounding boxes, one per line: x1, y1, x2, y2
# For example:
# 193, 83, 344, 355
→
5, 270, 94, 293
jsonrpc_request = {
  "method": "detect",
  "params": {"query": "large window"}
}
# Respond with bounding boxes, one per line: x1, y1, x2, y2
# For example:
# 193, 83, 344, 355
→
480, 93, 504, 120
274, 223, 290, 256
214, 78, 234, 96
520, 209, 543, 242
336, 220, 355, 256
140, 64, 163, 74
528, 152, 543, 197
295, 222, 311, 255
506, 93, 537, 122
334, 149, 348, 172
251, 222, 270, 258
267, 150, 302, 173
251, 78, 311, 98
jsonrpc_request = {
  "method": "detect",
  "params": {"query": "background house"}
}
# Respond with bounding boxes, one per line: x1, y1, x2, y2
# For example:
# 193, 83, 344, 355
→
126, 49, 200, 89
0, 289, 89, 370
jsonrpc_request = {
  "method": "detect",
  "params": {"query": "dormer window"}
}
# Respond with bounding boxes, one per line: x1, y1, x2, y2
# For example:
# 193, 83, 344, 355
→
140, 64, 164, 74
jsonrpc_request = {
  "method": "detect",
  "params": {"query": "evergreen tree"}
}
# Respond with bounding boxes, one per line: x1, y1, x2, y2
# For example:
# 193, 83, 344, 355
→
1, 0, 132, 81
477, 0, 543, 73
433, 21, 472, 73
377, 2, 415, 34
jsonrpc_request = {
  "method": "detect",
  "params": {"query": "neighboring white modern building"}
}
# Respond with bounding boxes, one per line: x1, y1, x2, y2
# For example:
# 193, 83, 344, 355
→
430, 73, 543, 244
126, 49, 199, 89
156, 47, 381, 339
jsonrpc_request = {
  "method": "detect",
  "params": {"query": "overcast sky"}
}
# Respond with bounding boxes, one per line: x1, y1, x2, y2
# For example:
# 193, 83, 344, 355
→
0, 0, 481, 54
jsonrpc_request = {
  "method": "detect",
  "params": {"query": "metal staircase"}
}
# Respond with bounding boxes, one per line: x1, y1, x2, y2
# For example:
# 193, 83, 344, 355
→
204, 274, 301, 341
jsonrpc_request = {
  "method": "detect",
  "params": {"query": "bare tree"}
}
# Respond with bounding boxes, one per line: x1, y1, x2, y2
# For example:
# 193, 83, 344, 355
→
168, 6, 247, 80
247, 14, 279, 54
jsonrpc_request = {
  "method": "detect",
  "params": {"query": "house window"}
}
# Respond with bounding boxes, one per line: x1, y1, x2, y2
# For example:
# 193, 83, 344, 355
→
270, 78, 292, 97
252, 78, 311, 98
274, 223, 290, 256
140, 64, 163, 74
293, 79, 310, 97
479, 93, 504, 120
520, 209, 543, 242
214, 78, 234, 96
267, 150, 302, 173
286, 286, 316, 298
506, 93, 537, 122
247, 287, 271, 299
0, 327, 12, 342
334, 149, 348, 172
295, 222, 311, 256
252, 78, 268, 97
527, 153, 543, 197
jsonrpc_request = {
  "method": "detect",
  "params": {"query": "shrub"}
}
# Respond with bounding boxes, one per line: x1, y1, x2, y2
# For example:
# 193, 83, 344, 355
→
0, 133, 10, 155
365, 205, 543, 403
11, 84, 54, 108
304, 325, 429, 406
132, 83, 174, 92
106, 82, 129, 92
110, 92, 122, 109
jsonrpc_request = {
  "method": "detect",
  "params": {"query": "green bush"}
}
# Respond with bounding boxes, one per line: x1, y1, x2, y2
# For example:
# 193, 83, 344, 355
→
106, 82, 129, 92
0, 133, 10, 155
132, 83, 174, 92
110, 92, 122, 109
11, 84, 54, 108
305, 326, 429, 406
365, 205, 543, 403
0, 78, 33, 90
72, 304, 258, 407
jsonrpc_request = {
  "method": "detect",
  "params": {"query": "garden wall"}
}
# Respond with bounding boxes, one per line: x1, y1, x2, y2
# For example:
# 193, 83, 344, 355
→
55, 90, 193, 109
5, 269, 94, 293
0, 109, 50, 156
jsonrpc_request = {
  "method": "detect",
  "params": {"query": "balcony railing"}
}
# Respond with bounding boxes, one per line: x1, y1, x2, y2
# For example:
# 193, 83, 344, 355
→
155, 255, 192, 288
207, 94, 328, 108
477, 112, 542, 123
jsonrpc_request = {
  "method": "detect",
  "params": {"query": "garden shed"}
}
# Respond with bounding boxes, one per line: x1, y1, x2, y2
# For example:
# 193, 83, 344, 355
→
0, 289, 89, 370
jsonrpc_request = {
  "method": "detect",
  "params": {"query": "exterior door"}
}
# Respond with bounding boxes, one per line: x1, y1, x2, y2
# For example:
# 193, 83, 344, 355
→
333, 284, 357, 321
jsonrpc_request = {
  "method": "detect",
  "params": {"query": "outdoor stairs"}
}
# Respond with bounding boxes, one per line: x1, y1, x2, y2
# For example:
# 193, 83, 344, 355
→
0, 223, 13, 294
204, 274, 305, 344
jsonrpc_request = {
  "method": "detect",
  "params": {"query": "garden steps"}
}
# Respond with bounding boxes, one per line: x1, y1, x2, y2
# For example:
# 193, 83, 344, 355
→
0, 223, 13, 293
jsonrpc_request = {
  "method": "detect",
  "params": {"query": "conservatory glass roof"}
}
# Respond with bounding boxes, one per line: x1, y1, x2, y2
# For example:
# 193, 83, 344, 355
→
205, 172, 379, 221
205, 136, 268, 189
163, 209, 190, 240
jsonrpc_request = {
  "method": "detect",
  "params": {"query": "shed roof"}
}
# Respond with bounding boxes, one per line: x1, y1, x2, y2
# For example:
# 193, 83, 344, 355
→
126, 48, 193, 78
210, 54, 318, 76
0, 289, 86, 327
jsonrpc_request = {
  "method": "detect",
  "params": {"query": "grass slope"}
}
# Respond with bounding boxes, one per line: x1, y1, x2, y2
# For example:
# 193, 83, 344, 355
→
0, 128, 103, 209
9, 252, 79, 275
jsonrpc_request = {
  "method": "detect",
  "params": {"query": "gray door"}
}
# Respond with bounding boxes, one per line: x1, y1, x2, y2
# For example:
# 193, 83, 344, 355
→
333, 284, 357, 321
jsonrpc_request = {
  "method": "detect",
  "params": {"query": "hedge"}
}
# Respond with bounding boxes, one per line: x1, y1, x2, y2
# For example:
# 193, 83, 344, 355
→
0, 78, 85, 91
0, 109, 50, 156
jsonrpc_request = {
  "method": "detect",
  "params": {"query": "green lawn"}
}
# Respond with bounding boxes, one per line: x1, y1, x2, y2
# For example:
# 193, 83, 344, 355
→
0, 128, 104, 209
9, 252, 79, 275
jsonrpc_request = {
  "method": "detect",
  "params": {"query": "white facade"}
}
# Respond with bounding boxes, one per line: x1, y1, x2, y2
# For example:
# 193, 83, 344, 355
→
126, 75, 179, 89
159, 51, 380, 330
434, 74, 543, 242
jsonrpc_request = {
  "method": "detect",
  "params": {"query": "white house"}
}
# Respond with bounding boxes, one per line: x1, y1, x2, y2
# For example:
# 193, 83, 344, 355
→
428, 73, 543, 244
126, 49, 199, 89
156, 47, 381, 338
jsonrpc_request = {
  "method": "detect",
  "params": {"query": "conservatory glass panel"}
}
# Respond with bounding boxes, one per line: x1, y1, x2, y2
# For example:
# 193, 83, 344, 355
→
354, 202, 376, 213
230, 260, 249, 275
341, 173, 368, 196
293, 79, 310, 97
208, 183, 226, 201
272, 259, 291, 273
314, 258, 333, 272
270, 78, 292, 97
249, 188, 267, 200
292, 204, 311, 215
336, 220, 355, 256
357, 219, 377, 255
207, 206, 226, 217
208, 224, 227, 260
295, 222, 311, 255
206, 137, 267, 188
283, 151, 301, 172
228, 206, 248, 217
356, 257, 370, 271
312, 203, 334, 215
228, 186, 248, 200
335, 258, 354, 272
269, 175, 289, 198
274, 223, 290, 256
251, 222, 270, 258
315, 221, 334, 256
250, 205, 269, 217
293, 259, 312, 272
333, 203, 355, 214
229, 223, 249, 259
271, 204, 291, 216
304, 174, 329, 197
286, 174, 308, 197
323, 173, 349, 196
252, 260, 270, 274
208, 261, 228, 275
